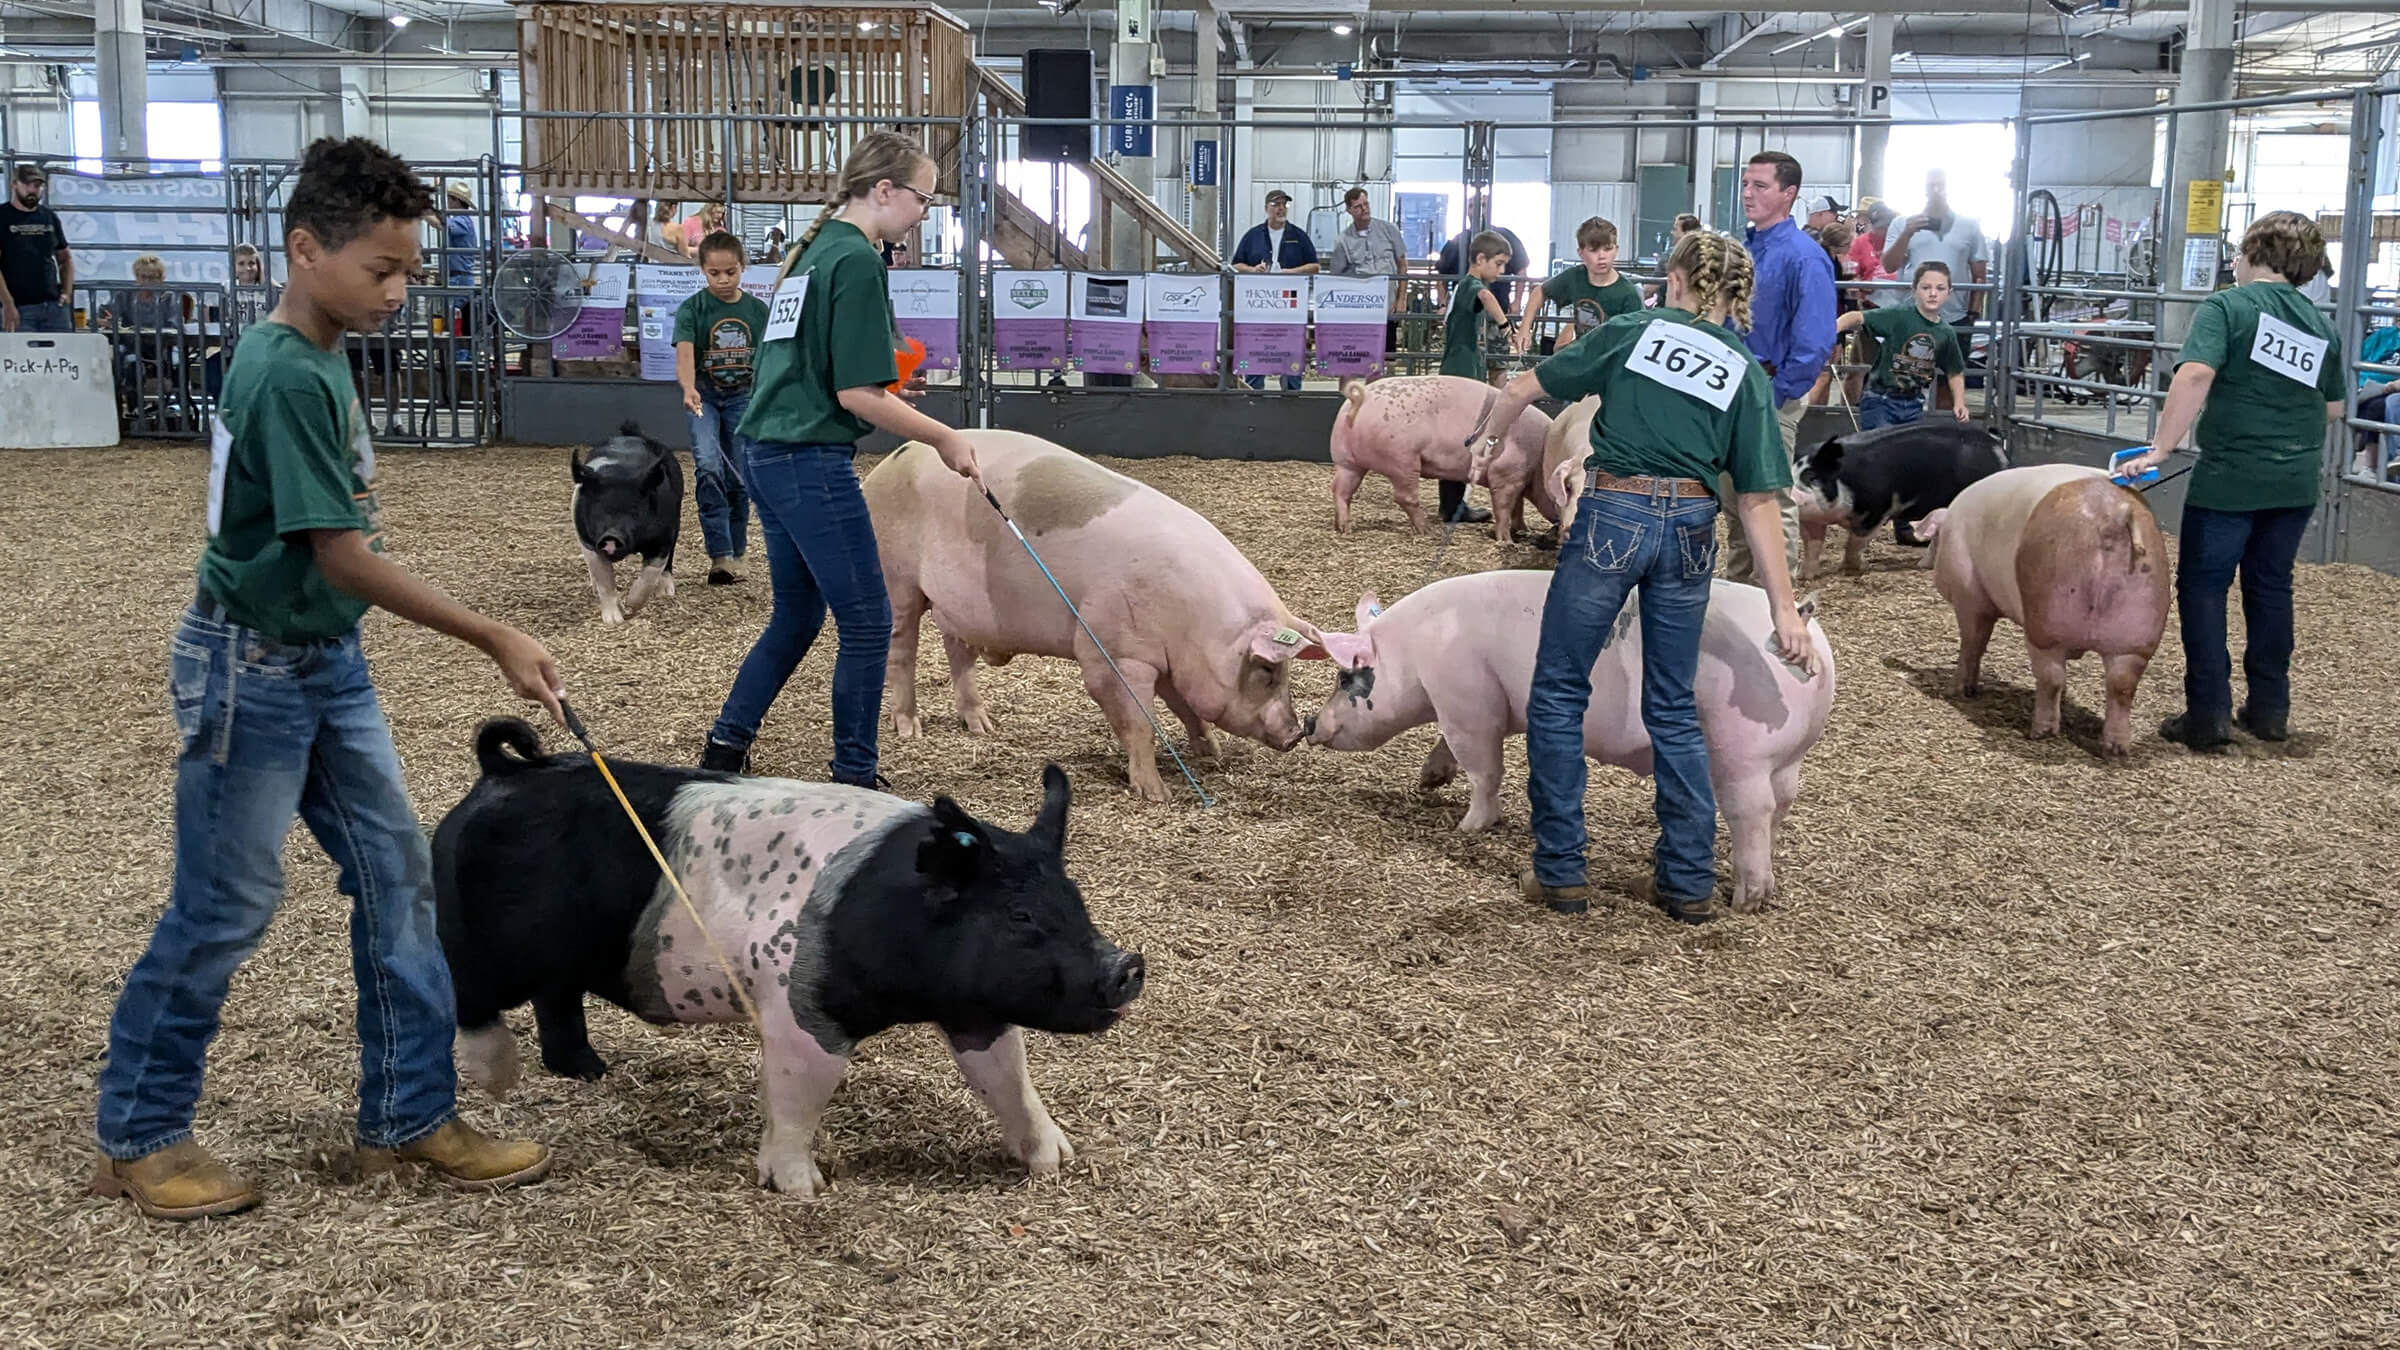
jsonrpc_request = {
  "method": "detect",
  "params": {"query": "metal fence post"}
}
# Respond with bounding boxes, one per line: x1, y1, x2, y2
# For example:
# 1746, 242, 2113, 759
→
2324, 87, 2382, 564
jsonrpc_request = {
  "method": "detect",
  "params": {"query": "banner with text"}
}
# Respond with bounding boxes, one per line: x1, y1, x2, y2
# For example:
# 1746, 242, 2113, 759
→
554, 263, 632, 360
635, 264, 709, 380
1070, 274, 1144, 374
1144, 273, 1221, 374
1310, 274, 1389, 376
48, 174, 237, 285
1232, 274, 1309, 377
993, 271, 1068, 371
889, 269, 962, 370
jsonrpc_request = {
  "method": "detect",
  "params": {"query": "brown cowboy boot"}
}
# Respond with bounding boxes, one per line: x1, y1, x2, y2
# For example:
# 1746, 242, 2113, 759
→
356, 1119, 552, 1191
89, 1138, 260, 1221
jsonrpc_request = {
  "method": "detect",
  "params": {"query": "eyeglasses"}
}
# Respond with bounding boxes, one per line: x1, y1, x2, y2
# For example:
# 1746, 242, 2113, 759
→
893, 184, 936, 208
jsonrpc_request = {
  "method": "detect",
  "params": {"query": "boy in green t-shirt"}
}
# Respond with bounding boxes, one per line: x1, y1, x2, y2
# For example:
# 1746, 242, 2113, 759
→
674, 230, 768, 583
91, 137, 565, 1222
1833, 260, 1967, 428
1435, 231, 1515, 525
1516, 216, 1644, 356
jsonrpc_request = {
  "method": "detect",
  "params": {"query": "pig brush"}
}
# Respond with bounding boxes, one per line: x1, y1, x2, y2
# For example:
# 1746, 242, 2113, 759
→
554, 698, 768, 1036
979, 485, 1215, 807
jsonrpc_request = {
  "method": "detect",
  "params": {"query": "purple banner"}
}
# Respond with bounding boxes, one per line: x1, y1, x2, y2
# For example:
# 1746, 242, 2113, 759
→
995, 319, 1068, 371
1313, 322, 1387, 377
1146, 320, 1219, 374
1071, 322, 1141, 374
897, 316, 959, 371
554, 306, 626, 360
1232, 323, 1306, 376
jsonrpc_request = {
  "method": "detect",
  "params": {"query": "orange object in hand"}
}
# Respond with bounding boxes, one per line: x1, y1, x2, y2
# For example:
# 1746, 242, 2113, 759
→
886, 335, 927, 391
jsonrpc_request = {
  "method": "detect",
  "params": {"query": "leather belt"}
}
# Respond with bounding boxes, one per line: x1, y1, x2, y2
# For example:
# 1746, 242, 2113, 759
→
1584, 467, 1714, 499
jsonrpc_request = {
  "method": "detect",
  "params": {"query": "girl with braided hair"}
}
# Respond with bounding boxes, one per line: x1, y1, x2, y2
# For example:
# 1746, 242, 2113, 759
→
703, 130, 980, 785
1472, 230, 1822, 925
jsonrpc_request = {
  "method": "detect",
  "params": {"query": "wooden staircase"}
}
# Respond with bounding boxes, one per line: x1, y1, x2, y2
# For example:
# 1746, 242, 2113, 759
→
974, 66, 1220, 274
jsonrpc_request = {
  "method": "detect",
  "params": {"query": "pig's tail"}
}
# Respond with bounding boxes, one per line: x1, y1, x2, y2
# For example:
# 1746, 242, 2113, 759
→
1666, 231, 1757, 334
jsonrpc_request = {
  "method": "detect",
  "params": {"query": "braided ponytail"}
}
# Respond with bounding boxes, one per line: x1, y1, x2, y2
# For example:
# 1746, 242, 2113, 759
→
782, 129, 934, 280
1665, 231, 1757, 332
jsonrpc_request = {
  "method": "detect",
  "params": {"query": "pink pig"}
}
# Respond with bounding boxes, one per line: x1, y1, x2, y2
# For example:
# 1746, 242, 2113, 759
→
1303, 570, 1835, 913
864, 430, 1330, 802
1331, 375, 1559, 544
1914, 463, 2169, 756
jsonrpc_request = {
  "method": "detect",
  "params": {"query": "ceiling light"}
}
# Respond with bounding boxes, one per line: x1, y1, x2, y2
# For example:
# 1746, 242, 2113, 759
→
857, 19, 875, 30
388, 13, 410, 27
1332, 23, 1353, 36
2032, 51, 2093, 74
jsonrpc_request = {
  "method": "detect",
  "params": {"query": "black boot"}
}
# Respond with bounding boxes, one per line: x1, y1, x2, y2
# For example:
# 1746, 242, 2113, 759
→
2237, 703, 2289, 742
699, 739, 753, 774
2159, 713, 2232, 754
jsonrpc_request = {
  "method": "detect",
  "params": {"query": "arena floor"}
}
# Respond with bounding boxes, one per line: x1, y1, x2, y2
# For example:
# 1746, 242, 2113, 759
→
3, 442, 2395, 1347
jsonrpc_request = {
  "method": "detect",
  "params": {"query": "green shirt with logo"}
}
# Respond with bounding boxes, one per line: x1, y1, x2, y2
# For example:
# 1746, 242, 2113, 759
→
739, 219, 900, 446
1534, 307, 1791, 495
2177, 280, 2345, 512
1441, 276, 1493, 379
673, 288, 770, 393
1859, 304, 1964, 399
198, 322, 384, 643
1539, 267, 1644, 343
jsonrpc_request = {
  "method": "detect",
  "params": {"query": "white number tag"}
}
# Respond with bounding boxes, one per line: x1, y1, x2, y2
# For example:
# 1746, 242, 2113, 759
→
1624, 319, 1746, 411
762, 274, 811, 343
2248, 312, 2326, 387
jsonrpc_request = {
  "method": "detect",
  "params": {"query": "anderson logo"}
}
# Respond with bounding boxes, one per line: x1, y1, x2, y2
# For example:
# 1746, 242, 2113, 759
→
1317, 289, 1383, 313
1009, 278, 1053, 310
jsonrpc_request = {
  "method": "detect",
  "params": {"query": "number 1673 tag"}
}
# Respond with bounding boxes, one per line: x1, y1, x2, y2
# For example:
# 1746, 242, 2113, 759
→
1624, 319, 1745, 411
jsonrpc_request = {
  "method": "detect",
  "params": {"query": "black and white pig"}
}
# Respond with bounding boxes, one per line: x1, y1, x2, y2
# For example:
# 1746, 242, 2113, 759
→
1790, 420, 2009, 579
431, 718, 1146, 1197
571, 421, 683, 623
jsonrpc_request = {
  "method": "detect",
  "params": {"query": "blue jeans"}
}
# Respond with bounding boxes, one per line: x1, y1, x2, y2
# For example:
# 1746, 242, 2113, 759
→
2177, 502, 2313, 724
96, 601, 458, 1159
14, 300, 71, 333
1857, 389, 1925, 429
710, 440, 891, 785
1244, 373, 1303, 392
688, 384, 754, 562
1527, 484, 1721, 899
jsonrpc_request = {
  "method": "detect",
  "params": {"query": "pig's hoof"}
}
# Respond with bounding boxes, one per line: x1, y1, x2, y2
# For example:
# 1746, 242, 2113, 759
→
2100, 738, 2133, 758
1456, 805, 1501, 832
1729, 889, 1774, 916
1129, 777, 1172, 804
2028, 723, 2059, 741
456, 1024, 521, 1098
1954, 678, 1981, 697
542, 1047, 610, 1081
599, 607, 624, 625
891, 711, 923, 738
959, 707, 999, 736
1016, 1122, 1075, 1176
758, 1147, 826, 1198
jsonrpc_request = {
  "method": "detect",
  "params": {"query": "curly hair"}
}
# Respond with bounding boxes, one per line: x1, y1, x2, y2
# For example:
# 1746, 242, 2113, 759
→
284, 136, 434, 253
1666, 230, 1756, 333
2240, 210, 2328, 286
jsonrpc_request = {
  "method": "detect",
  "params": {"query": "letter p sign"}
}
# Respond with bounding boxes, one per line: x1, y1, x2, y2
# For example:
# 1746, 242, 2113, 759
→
1868, 83, 1891, 116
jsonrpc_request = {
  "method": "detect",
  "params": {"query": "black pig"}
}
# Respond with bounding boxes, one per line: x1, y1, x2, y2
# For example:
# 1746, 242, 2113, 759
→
1791, 420, 2009, 578
571, 422, 683, 622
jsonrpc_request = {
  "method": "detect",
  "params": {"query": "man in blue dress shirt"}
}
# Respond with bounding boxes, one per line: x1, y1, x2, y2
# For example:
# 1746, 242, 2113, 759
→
1725, 150, 1833, 585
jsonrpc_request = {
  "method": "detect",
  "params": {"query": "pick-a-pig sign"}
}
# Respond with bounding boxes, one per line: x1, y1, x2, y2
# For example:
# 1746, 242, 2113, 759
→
48, 174, 240, 285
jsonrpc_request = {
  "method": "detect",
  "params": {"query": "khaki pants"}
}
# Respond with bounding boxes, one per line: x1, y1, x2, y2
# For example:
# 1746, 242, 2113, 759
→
1720, 396, 1807, 586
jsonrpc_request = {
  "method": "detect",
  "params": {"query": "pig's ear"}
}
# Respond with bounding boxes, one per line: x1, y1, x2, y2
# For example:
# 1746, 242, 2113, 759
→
642, 458, 670, 491
1807, 436, 1845, 478
568, 447, 593, 485
1031, 763, 1070, 853
919, 797, 991, 887
1248, 620, 1316, 664
1318, 631, 1375, 671
1354, 592, 1383, 630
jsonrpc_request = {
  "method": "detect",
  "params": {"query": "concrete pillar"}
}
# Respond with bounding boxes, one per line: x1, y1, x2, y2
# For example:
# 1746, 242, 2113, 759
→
1192, 2, 1219, 255
1692, 80, 1720, 230
1857, 16, 1895, 209
95, 0, 148, 167
1106, 0, 1153, 271
338, 67, 373, 140
2160, 0, 2235, 352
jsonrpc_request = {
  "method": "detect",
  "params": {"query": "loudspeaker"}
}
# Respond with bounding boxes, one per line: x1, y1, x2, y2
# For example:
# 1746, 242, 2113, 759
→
1021, 48, 1092, 164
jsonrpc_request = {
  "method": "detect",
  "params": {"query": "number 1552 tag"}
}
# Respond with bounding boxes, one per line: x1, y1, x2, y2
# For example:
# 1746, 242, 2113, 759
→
1625, 318, 1745, 411
763, 274, 811, 343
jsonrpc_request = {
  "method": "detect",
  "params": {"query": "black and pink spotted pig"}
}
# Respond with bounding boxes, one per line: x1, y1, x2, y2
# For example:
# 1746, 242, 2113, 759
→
431, 719, 1145, 1197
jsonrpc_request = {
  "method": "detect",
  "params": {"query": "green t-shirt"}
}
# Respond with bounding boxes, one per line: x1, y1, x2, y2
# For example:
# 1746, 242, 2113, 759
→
674, 288, 770, 393
1860, 304, 1964, 399
1441, 276, 1493, 378
1533, 307, 1791, 495
2177, 280, 2345, 512
197, 322, 384, 643
739, 219, 900, 447
1540, 267, 1644, 343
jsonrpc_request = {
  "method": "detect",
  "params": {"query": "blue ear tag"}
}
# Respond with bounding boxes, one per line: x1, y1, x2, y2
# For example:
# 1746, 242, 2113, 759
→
1366, 604, 1384, 618
953, 831, 977, 848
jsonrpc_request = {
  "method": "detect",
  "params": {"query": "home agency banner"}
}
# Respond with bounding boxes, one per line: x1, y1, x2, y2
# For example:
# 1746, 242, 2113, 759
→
1310, 274, 1389, 376
1231, 274, 1308, 378
1069, 274, 1143, 374
889, 269, 962, 370
993, 270, 1068, 371
1144, 273, 1221, 375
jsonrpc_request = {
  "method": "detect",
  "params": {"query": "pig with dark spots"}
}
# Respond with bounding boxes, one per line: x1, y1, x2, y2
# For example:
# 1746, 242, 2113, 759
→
1791, 421, 2009, 580
571, 421, 684, 623
864, 429, 1333, 802
1915, 464, 2169, 755
432, 718, 1145, 1197
1304, 572, 1835, 914
1331, 375, 1561, 543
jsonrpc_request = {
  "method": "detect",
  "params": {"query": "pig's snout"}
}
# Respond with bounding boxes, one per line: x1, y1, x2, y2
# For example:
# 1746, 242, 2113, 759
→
1300, 713, 1319, 740
1102, 950, 1146, 1008
598, 533, 625, 559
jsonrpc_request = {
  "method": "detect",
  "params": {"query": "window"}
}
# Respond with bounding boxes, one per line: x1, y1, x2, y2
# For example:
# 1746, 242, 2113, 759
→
70, 100, 224, 173
1881, 122, 2016, 243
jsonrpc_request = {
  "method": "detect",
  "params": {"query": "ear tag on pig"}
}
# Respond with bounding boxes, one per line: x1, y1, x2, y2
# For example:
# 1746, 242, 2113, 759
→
1366, 604, 1384, 618
1273, 628, 1301, 647
951, 830, 977, 849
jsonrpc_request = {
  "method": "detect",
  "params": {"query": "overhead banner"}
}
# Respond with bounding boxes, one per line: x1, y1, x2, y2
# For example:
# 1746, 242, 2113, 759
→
1145, 273, 1220, 374
1310, 274, 1389, 376
634, 264, 708, 380
553, 263, 631, 360
47, 174, 237, 285
889, 269, 962, 370
1070, 274, 1143, 374
1231, 273, 1308, 379
993, 270, 1068, 371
